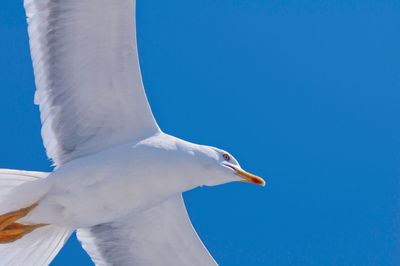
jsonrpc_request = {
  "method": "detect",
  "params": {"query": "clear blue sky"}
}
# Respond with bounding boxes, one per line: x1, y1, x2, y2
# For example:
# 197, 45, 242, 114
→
0, 0, 400, 265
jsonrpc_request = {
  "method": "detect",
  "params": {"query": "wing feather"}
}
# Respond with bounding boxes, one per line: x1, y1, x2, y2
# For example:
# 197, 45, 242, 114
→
77, 195, 217, 266
24, 0, 159, 166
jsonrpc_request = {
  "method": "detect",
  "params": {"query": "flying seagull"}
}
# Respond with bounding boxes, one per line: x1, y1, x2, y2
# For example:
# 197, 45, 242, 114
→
0, 0, 265, 265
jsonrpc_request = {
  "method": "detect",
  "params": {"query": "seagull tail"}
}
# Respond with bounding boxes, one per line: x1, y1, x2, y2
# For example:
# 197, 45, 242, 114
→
0, 169, 73, 266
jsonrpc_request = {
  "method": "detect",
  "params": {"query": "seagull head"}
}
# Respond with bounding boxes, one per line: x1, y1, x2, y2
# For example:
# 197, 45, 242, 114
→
195, 146, 265, 187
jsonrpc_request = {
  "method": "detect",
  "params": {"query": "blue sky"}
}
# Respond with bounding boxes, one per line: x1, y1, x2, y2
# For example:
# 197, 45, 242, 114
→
0, 0, 400, 265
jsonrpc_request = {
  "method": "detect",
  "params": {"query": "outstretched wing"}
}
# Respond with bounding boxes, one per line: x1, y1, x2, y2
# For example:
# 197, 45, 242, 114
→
24, 0, 159, 166
77, 195, 217, 266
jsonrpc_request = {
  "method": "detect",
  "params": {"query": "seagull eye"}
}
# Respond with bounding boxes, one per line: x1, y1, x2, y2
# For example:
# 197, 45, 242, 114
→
223, 154, 230, 161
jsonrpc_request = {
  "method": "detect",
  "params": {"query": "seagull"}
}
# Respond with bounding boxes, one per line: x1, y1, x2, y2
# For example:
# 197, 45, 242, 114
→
0, 0, 265, 265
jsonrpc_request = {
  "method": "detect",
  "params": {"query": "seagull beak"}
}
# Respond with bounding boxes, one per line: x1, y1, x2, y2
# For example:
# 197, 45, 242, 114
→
235, 168, 266, 186
225, 164, 265, 186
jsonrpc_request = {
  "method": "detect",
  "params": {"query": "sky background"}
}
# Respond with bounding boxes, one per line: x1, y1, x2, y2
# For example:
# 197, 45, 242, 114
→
0, 0, 400, 265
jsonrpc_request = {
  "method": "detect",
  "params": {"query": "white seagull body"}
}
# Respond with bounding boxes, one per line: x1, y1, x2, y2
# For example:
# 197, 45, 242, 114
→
0, 0, 265, 265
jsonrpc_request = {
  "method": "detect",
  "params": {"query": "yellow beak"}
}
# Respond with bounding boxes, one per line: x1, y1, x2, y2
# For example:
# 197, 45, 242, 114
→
225, 164, 265, 186
235, 168, 266, 186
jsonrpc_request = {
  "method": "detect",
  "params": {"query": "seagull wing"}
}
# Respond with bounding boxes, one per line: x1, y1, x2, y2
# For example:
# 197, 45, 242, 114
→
77, 195, 217, 266
24, 0, 159, 166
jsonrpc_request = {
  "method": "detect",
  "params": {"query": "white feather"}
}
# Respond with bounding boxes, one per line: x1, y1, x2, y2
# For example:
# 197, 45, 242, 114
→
0, 170, 72, 266
0, 225, 72, 266
77, 195, 217, 266
24, 0, 159, 166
